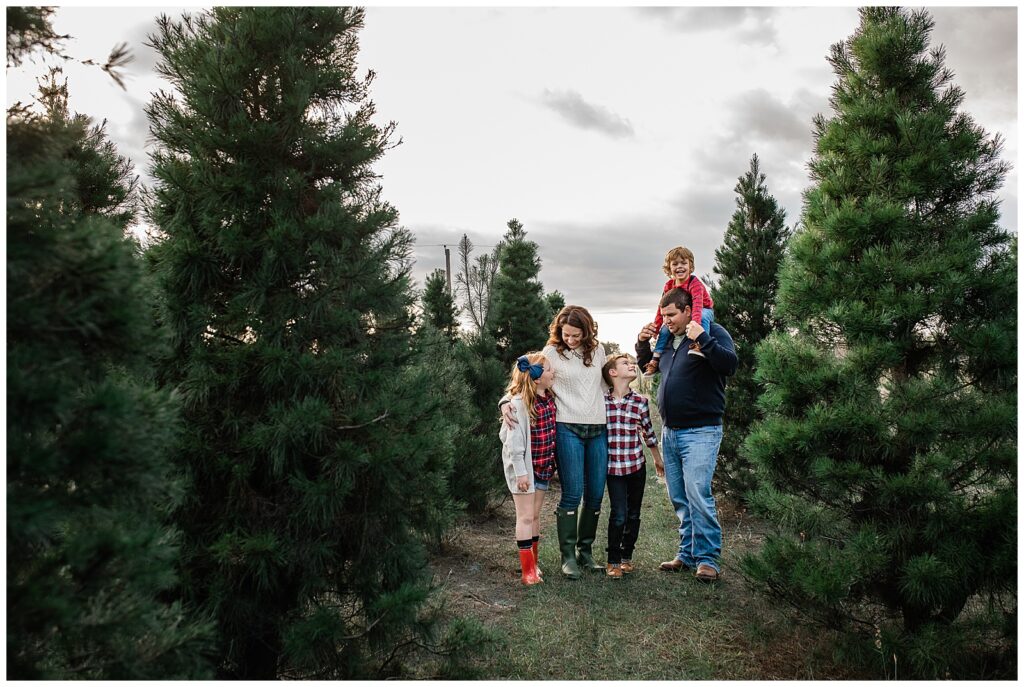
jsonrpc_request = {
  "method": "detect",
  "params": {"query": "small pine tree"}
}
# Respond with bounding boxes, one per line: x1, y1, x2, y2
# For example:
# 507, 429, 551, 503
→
422, 268, 460, 343
742, 8, 1016, 678
710, 154, 790, 500
7, 67, 213, 679
544, 289, 566, 320
146, 7, 461, 678
488, 218, 550, 369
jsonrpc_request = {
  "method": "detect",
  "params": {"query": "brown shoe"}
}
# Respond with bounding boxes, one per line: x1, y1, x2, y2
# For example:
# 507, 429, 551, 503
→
659, 558, 689, 572
606, 564, 623, 579
620, 560, 635, 574
695, 564, 719, 582
644, 359, 660, 375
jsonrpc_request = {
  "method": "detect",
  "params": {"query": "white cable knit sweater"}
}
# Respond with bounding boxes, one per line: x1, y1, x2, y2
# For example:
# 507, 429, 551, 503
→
542, 343, 607, 424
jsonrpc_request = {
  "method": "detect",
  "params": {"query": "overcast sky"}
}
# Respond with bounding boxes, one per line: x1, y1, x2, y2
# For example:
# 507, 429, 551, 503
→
7, 5, 1017, 348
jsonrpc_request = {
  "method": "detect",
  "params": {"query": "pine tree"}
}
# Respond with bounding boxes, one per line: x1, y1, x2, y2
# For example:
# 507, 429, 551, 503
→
488, 218, 549, 369
742, 8, 1016, 677
710, 154, 790, 500
422, 268, 460, 343
145, 8, 462, 678
544, 289, 566, 320
7, 66, 213, 678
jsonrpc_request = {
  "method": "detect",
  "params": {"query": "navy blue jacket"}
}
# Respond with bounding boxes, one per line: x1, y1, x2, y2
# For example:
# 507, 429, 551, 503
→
635, 323, 738, 429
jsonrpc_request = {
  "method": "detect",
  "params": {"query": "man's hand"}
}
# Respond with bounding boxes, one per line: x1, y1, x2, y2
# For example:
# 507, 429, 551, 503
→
638, 322, 658, 342
501, 402, 519, 429
516, 476, 529, 492
685, 320, 704, 341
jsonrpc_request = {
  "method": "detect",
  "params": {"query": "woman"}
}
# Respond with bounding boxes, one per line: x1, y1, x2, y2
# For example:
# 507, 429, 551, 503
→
502, 305, 607, 579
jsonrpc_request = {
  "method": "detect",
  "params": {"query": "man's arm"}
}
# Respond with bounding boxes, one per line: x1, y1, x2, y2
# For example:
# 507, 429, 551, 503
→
634, 323, 657, 368
694, 325, 738, 377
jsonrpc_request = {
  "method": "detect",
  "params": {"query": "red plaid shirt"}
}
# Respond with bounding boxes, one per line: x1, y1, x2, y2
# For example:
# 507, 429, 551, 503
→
605, 390, 658, 476
530, 392, 557, 482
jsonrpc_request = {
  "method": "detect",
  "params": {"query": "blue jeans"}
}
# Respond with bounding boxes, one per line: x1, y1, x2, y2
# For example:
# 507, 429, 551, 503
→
653, 308, 714, 355
555, 423, 608, 510
661, 425, 723, 571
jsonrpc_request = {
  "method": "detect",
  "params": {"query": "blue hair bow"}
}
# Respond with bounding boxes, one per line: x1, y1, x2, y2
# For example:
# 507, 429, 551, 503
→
517, 355, 544, 381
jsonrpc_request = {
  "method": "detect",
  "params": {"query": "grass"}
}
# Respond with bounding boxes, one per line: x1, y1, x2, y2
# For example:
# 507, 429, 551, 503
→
424, 461, 871, 679
420, 378, 875, 679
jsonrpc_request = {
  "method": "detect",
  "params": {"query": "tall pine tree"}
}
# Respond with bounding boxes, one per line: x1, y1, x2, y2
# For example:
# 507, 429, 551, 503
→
710, 154, 790, 500
488, 218, 549, 369
146, 8, 462, 678
742, 8, 1016, 677
7, 64, 213, 678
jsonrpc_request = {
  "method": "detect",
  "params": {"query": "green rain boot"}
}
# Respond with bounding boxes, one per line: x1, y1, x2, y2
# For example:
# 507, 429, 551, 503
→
575, 508, 604, 572
555, 508, 582, 579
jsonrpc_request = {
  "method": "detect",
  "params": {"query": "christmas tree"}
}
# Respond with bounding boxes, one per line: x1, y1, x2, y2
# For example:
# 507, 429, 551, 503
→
742, 8, 1016, 677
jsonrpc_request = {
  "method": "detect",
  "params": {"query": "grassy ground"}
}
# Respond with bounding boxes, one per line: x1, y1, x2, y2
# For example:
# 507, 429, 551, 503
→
425, 463, 873, 679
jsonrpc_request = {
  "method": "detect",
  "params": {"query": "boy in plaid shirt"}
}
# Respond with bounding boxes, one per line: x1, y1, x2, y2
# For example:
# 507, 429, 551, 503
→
601, 354, 662, 578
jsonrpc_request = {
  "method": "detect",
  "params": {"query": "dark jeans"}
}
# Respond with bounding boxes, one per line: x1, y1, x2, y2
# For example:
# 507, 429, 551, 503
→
605, 465, 647, 564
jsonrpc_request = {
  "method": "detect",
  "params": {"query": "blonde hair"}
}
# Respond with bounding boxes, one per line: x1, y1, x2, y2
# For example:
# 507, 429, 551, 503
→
505, 352, 552, 424
662, 246, 695, 277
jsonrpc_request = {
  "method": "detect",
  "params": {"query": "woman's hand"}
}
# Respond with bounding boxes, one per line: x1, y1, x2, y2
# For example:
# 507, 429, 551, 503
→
501, 402, 519, 429
517, 476, 529, 492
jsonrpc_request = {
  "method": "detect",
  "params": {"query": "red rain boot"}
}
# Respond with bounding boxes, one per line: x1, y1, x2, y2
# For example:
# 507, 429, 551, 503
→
532, 540, 543, 579
518, 548, 542, 585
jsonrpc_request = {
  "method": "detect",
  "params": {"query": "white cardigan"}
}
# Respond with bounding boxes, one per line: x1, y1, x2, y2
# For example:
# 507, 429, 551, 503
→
542, 343, 607, 424
498, 396, 537, 494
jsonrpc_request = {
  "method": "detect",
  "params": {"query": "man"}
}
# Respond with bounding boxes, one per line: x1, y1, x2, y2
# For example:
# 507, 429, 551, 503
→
635, 287, 737, 582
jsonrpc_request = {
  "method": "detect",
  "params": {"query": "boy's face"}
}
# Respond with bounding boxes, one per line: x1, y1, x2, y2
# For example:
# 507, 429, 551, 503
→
610, 357, 637, 382
670, 257, 692, 283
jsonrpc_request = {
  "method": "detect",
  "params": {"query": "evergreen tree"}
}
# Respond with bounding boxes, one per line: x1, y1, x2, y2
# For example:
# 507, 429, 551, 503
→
146, 8, 463, 678
488, 218, 549, 368
544, 289, 566, 320
422, 268, 460, 343
710, 154, 790, 500
7, 66, 213, 678
742, 8, 1016, 678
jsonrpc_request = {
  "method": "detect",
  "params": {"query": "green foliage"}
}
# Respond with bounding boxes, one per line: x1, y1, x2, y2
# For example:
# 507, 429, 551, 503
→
6, 6, 66, 66
711, 154, 790, 500
422, 268, 460, 343
488, 218, 550, 369
544, 289, 566, 320
741, 8, 1016, 678
7, 70, 213, 678
449, 332, 508, 512
145, 7, 465, 677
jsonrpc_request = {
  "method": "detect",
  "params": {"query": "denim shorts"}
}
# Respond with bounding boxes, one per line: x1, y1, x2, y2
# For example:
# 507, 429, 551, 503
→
534, 479, 549, 491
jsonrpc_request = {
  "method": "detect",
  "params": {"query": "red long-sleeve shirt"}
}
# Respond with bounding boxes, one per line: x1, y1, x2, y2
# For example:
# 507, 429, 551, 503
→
652, 276, 713, 330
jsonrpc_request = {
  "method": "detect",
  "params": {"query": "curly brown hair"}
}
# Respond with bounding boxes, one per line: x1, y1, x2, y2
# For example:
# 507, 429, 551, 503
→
546, 305, 599, 366
662, 246, 695, 278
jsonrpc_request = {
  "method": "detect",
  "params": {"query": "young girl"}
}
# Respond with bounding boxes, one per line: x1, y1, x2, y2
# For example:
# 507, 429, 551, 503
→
499, 352, 556, 585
